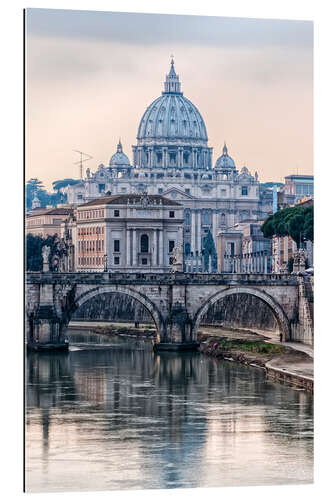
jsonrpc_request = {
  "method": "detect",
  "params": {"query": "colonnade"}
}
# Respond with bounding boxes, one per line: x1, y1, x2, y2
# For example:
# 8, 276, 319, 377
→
134, 146, 212, 169
223, 251, 269, 274
125, 228, 165, 267
190, 210, 220, 254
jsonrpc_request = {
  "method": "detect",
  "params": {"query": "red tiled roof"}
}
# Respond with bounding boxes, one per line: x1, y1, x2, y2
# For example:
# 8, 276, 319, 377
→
27, 207, 73, 217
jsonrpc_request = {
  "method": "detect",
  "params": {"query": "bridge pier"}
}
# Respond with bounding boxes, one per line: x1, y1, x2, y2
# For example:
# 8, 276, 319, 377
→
27, 283, 68, 352
154, 285, 198, 351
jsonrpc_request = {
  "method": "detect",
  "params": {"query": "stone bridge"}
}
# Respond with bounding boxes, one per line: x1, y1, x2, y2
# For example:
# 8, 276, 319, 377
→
25, 272, 313, 350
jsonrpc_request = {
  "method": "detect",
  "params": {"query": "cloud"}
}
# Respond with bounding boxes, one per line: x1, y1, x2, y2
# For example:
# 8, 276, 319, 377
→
26, 8, 313, 49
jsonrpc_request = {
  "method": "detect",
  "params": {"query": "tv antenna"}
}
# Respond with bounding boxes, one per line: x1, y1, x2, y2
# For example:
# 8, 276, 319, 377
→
73, 150, 93, 179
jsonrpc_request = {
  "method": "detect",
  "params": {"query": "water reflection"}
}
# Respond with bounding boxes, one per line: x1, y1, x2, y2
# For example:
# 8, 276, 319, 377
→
25, 330, 313, 492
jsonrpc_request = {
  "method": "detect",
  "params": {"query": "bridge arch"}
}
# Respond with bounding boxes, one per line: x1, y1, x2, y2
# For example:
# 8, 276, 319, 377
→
192, 286, 291, 341
70, 285, 166, 342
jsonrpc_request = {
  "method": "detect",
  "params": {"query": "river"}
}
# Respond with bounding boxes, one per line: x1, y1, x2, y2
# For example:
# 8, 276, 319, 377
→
25, 328, 313, 493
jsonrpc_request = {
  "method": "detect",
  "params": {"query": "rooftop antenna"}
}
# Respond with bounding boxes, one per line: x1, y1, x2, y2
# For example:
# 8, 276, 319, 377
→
73, 150, 93, 179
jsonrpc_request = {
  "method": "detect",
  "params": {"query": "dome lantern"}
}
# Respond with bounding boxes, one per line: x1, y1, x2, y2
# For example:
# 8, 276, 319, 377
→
215, 142, 236, 170
163, 57, 182, 95
109, 140, 130, 167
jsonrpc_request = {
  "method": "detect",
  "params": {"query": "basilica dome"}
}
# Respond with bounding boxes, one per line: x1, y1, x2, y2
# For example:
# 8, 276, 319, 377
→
215, 143, 236, 169
109, 140, 130, 167
137, 59, 208, 143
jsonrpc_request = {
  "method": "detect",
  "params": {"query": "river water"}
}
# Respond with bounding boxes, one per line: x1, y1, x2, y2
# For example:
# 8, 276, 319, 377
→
25, 328, 313, 493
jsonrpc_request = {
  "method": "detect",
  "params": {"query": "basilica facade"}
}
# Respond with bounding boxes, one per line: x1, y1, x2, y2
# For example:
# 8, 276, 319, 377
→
67, 59, 271, 260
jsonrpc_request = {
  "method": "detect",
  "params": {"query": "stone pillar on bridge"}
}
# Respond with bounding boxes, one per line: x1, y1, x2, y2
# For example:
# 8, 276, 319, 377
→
154, 283, 198, 352
27, 283, 68, 352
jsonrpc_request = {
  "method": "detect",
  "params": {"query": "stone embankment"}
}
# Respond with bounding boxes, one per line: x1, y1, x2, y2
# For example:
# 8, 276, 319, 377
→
197, 328, 313, 393
69, 321, 156, 339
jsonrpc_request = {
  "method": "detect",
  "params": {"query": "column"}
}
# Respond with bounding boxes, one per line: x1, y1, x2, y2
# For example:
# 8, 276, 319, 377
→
163, 148, 167, 168
149, 147, 153, 167
152, 229, 157, 267
212, 211, 218, 247
197, 211, 201, 254
179, 147, 183, 167
126, 229, 131, 266
159, 229, 164, 266
133, 229, 137, 266
191, 211, 196, 253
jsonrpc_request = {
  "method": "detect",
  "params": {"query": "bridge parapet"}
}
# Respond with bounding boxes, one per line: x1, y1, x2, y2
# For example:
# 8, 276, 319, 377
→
26, 271, 298, 286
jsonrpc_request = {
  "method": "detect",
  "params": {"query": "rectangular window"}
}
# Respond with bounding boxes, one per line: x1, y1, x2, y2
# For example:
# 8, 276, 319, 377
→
114, 240, 120, 252
114, 256, 120, 265
142, 258, 148, 265
241, 186, 248, 196
169, 240, 175, 253
98, 184, 105, 193
169, 256, 173, 265
185, 188, 190, 195
102, 240, 104, 250
114, 210, 120, 217
121, 187, 126, 193
169, 211, 175, 218
158, 188, 163, 194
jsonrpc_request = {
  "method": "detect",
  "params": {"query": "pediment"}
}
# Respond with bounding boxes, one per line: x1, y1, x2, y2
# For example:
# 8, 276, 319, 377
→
162, 187, 195, 200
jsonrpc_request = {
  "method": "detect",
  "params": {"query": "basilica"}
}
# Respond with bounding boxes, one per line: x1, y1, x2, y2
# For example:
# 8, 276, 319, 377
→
67, 59, 271, 259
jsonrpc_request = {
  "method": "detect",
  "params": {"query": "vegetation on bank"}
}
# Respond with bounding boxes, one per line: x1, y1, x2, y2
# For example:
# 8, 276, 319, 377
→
200, 336, 286, 355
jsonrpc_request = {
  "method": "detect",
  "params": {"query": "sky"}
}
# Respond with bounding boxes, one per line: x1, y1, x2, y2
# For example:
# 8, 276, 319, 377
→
25, 8, 313, 190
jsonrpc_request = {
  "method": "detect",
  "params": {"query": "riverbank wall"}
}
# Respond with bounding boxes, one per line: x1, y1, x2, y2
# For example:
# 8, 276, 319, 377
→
197, 333, 313, 393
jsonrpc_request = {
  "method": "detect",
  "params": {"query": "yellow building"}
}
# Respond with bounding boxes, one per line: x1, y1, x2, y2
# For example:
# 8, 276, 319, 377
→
26, 207, 74, 238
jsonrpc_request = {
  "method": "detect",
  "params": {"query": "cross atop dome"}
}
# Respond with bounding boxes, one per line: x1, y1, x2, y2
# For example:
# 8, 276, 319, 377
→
117, 138, 123, 153
223, 142, 228, 155
163, 56, 182, 94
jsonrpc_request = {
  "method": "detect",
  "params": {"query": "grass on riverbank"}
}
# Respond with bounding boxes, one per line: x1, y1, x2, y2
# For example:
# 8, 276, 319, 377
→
213, 338, 286, 354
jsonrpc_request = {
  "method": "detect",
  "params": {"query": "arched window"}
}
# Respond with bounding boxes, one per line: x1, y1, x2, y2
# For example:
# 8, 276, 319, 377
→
141, 234, 149, 253
185, 242, 191, 255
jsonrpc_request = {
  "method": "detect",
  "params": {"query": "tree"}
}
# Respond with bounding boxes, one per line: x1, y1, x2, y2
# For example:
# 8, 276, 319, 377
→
261, 204, 314, 248
26, 178, 45, 210
26, 234, 68, 271
304, 205, 314, 242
